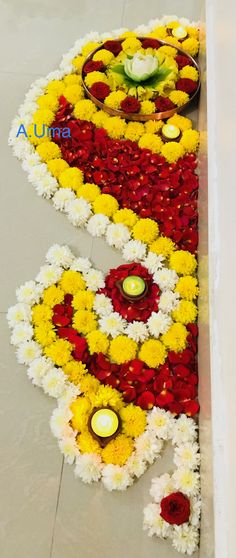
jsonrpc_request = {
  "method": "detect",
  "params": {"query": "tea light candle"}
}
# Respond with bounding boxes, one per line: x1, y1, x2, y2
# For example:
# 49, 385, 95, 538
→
172, 26, 188, 40
162, 124, 181, 141
122, 275, 146, 297
91, 408, 119, 438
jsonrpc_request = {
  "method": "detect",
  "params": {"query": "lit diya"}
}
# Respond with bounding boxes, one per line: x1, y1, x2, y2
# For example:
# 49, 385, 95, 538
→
161, 124, 181, 142
116, 275, 148, 301
171, 26, 188, 40
88, 408, 121, 447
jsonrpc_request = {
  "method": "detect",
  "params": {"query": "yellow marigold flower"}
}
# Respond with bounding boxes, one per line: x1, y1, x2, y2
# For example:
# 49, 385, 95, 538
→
87, 330, 109, 354
162, 323, 188, 352
45, 338, 72, 366
27, 124, 48, 145
187, 26, 199, 40
139, 133, 163, 153
120, 404, 146, 438
93, 385, 123, 411
93, 193, 119, 217
158, 45, 177, 57
72, 290, 94, 310
74, 99, 97, 120
169, 250, 197, 275
93, 49, 114, 64
140, 101, 156, 115
32, 304, 52, 324
122, 38, 142, 54
64, 84, 84, 105
175, 276, 199, 301
85, 71, 109, 88
179, 65, 199, 81
76, 183, 101, 202
166, 36, 181, 48
132, 218, 159, 244
59, 270, 86, 294
182, 37, 199, 56
167, 114, 192, 131
37, 94, 59, 112
46, 80, 65, 97
91, 110, 110, 128
64, 361, 88, 385
166, 21, 180, 29
63, 74, 82, 86
148, 27, 167, 40
103, 116, 127, 139
34, 323, 56, 346
73, 310, 97, 334
36, 141, 61, 162
139, 339, 166, 368
124, 122, 144, 142
58, 167, 84, 191
33, 108, 55, 126
104, 90, 126, 110
169, 90, 189, 107
113, 208, 138, 228
150, 236, 176, 257
120, 31, 137, 38
161, 141, 185, 163
47, 158, 69, 179
180, 129, 200, 154
78, 430, 102, 454
172, 300, 197, 324
109, 336, 137, 365
79, 374, 100, 395
72, 55, 85, 72
71, 397, 92, 430
102, 435, 133, 466
82, 42, 101, 57
145, 120, 163, 134
43, 285, 64, 306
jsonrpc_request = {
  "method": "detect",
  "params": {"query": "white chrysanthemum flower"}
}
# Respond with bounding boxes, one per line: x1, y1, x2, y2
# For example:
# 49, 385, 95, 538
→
53, 188, 76, 211
58, 436, 79, 464
11, 323, 33, 345
66, 197, 91, 226
190, 497, 201, 527
125, 321, 148, 342
149, 473, 174, 503
19, 101, 37, 118
147, 408, 174, 440
16, 340, 41, 364
70, 257, 92, 274
16, 280, 42, 304
173, 467, 200, 496
36, 264, 63, 287
106, 223, 130, 250
126, 454, 147, 478
102, 464, 133, 491
46, 244, 74, 268
147, 311, 172, 338
154, 268, 178, 291
58, 384, 81, 407
42, 368, 66, 398
22, 152, 41, 171
85, 269, 105, 291
143, 503, 171, 538
93, 293, 113, 316
13, 138, 33, 159
50, 406, 73, 439
172, 415, 198, 445
122, 240, 146, 262
46, 69, 64, 81
99, 312, 126, 338
75, 454, 103, 483
174, 443, 201, 470
142, 252, 164, 274
27, 356, 52, 387
28, 163, 48, 184
172, 524, 199, 555
159, 291, 180, 313
135, 432, 163, 464
87, 214, 109, 237
34, 174, 58, 199
7, 303, 31, 327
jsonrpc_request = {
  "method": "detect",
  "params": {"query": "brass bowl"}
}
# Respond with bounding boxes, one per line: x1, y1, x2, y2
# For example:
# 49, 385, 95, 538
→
81, 37, 200, 122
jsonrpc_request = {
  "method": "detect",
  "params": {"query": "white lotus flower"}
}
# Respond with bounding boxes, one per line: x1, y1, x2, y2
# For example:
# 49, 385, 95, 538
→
124, 53, 158, 82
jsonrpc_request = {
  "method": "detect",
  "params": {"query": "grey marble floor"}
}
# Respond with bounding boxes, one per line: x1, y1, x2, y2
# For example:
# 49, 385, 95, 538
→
0, 1, 200, 557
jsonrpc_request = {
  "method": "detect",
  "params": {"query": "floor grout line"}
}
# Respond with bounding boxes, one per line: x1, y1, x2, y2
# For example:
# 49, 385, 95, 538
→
49, 456, 65, 558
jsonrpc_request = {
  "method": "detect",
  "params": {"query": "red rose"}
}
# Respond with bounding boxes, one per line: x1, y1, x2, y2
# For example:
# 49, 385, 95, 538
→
176, 78, 198, 94
160, 492, 191, 525
175, 55, 193, 69
120, 96, 141, 114
83, 60, 105, 74
89, 82, 111, 101
103, 40, 122, 55
141, 38, 161, 49
155, 96, 176, 112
